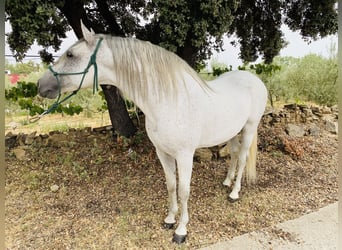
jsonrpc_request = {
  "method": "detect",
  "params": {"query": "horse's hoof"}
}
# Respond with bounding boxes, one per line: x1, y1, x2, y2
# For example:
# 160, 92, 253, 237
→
228, 196, 240, 203
163, 222, 175, 230
172, 233, 187, 244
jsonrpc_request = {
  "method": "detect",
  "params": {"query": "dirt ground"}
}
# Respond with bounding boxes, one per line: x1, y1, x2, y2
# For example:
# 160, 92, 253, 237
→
5, 116, 338, 249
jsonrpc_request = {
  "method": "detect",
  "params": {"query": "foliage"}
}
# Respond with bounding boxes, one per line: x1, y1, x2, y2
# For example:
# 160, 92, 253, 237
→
5, 0, 70, 62
237, 54, 338, 106
229, 0, 284, 63
281, 54, 338, 105
5, 60, 41, 74
4, 60, 109, 118
209, 47, 337, 107
5, 81, 43, 116
5, 81, 38, 101
248, 63, 282, 107
5, 0, 337, 66
229, 1, 337, 64
210, 59, 232, 76
5, 81, 84, 116
283, 0, 338, 40
136, 0, 239, 68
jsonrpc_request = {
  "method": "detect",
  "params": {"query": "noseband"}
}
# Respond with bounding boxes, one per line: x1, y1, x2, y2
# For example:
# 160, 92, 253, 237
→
41, 37, 103, 117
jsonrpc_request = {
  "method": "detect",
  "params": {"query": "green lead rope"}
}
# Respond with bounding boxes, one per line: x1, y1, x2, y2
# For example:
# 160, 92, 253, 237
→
31, 37, 103, 122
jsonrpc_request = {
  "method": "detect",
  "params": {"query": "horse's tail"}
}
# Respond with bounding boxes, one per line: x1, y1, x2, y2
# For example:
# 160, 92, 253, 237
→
245, 130, 258, 185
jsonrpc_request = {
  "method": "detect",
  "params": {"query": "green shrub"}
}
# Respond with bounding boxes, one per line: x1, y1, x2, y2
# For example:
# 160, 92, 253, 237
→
220, 53, 338, 106
282, 54, 337, 106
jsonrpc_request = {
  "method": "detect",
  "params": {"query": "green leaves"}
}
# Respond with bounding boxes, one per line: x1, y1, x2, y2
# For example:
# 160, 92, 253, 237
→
5, 81, 84, 116
54, 104, 83, 116
249, 64, 281, 76
5, 81, 38, 100
6, 0, 337, 67
283, 0, 338, 40
5, 0, 69, 63
238, 54, 338, 106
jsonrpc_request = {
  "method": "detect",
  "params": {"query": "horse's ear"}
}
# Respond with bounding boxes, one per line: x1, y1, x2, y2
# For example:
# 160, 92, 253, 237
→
80, 20, 95, 45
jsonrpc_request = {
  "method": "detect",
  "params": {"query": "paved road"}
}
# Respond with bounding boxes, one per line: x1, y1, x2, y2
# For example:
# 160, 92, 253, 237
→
201, 202, 338, 250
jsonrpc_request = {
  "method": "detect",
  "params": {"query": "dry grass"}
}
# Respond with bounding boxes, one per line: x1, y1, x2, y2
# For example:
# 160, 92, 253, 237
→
5, 112, 111, 135
5, 119, 337, 249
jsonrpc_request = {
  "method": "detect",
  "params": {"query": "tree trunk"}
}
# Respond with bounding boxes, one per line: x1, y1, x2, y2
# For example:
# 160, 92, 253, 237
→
100, 85, 137, 137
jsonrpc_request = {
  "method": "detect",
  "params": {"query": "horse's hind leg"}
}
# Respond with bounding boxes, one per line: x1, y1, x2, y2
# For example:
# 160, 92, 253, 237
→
223, 135, 240, 187
229, 125, 257, 201
156, 148, 178, 229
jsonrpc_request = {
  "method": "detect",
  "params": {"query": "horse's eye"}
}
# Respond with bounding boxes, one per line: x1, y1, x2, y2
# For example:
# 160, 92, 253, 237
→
66, 51, 73, 58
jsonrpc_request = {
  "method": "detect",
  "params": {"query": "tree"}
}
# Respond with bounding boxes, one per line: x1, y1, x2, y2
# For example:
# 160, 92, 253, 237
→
5, 0, 337, 133
228, 0, 337, 63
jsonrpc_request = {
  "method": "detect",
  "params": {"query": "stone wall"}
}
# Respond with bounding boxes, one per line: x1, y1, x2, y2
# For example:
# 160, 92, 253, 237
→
262, 104, 338, 134
194, 104, 338, 161
6, 104, 338, 162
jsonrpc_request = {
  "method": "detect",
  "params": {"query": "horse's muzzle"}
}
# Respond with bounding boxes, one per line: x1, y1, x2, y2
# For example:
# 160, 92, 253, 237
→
37, 79, 59, 99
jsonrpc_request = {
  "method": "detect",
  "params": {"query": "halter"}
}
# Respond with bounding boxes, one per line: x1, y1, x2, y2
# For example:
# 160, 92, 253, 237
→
31, 38, 103, 122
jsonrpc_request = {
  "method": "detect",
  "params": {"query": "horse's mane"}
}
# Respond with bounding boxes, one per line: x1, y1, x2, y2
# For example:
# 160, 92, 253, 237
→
101, 35, 210, 99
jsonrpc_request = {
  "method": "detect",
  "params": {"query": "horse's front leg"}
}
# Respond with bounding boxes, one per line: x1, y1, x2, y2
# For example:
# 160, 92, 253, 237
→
156, 148, 178, 228
173, 152, 194, 244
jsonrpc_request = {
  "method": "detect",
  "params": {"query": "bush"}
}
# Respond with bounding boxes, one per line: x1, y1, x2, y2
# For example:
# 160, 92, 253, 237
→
234, 54, 338, 106
281, 54, 337, 106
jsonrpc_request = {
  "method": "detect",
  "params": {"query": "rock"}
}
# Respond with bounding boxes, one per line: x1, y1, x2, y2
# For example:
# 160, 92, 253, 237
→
17, 133, 27, 146
284, 103, 297, 110
264, 107, 275, 116
93, 125, 113, 133
5, 133, 17, 149
321, 106, 332, 114
311, 106, 322, 117
218, 144, 230, 158
50, 184, 60, 192
194, 148, 212, 162
25, 131, 37, 145
308, 125, 320, 136
8, 121, 19, 130
263, 115, 273, 125
34, 136, 43, 144
40, 134, 49, 139
47, 134, 70, 147
324, 119, 338, 134
285, 124, 305, 137
13, 148, 26, 160
298, 104, 309, 110
331, 105, 338, 113
302, 107, 313, 117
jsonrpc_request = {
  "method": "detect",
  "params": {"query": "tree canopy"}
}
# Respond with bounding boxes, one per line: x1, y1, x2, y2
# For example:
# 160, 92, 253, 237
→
6, 0, 337, 67
5, 0, 338, 138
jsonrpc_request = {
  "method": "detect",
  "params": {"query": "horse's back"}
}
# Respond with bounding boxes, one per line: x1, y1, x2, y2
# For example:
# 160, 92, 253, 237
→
209, 70, 268, 118
209, 70, 266, 94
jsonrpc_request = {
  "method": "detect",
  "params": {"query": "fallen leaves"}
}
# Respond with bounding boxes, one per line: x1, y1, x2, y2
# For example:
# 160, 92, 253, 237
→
5, 123, 338, 249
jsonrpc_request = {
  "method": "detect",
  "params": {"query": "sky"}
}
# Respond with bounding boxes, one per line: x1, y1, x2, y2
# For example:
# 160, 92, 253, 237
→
5, 22, 337, 69
209, 25, 337, 69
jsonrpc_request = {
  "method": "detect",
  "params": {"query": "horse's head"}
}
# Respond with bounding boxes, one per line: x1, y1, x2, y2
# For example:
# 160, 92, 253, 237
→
38, 22, 113, 99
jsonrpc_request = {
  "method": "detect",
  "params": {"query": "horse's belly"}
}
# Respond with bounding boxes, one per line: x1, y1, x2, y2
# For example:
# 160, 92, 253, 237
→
197, 110, 249, 147
145, 116, 202, 157
197, 89, 251, 147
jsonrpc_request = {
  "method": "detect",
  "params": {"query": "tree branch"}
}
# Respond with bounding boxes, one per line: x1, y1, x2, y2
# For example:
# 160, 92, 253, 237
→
94, 0, 125, 36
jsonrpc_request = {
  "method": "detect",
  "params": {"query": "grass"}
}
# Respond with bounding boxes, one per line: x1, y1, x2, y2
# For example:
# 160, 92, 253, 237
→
5, 112, 112, 135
